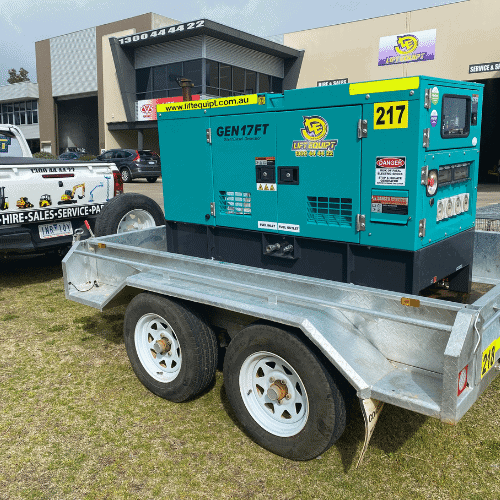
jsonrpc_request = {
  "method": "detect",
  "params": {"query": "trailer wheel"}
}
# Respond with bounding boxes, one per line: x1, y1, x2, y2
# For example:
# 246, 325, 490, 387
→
223, 323, 346, 460
94, 193, 164, 236
124, 293, 218, 402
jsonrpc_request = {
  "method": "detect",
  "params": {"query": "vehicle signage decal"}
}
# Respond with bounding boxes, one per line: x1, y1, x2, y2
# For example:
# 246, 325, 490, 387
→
431, 110, 438, 127
258, 221, 277, 230
371, 195, 408, 215
0, 135, 11, 153
216, 124, 270, 141
431, 87, 439, 105
157, 94, 259, 113
481, 335, 500, 379
137, 95, 200, 121
378, 29, 436, 66
291, 115, 338, 158
278, 222, 300, 233
0, 203, 105, 226
349, 77, 419, 96
375, 156, 406, 186
374, 101, 408, 130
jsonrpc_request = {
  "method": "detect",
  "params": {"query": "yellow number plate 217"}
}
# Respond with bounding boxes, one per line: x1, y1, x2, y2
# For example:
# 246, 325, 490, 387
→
481, 336, 500, 379
374, 101, 408, 130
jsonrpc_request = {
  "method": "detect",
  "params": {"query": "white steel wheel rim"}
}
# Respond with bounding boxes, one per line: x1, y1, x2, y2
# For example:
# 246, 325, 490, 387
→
134, 313, 181, 383
117, 209, 156, 233
239, 351, 309, 437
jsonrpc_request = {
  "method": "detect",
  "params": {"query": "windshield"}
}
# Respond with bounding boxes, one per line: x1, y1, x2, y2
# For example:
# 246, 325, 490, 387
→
0, 132, 26, 157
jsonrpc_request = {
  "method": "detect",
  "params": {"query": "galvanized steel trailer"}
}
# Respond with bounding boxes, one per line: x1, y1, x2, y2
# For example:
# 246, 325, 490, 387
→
63, 225, 500, 462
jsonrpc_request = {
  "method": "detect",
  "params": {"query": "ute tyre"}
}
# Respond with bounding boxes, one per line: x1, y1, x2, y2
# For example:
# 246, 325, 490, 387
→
147, 177, 158, 183
94, 193, 164, 236
120, 168, 132, 183
223, 323, 346, 460
124, 292, 218, 402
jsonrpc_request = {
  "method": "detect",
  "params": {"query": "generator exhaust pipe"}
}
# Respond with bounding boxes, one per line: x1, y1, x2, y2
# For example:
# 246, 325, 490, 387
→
180, 78, 194, 101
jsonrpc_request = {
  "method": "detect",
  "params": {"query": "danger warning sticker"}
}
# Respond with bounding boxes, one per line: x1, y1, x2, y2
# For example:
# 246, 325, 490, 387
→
375, 156, 406, 186
257, 183, 276, 191
371, 195, 409, 215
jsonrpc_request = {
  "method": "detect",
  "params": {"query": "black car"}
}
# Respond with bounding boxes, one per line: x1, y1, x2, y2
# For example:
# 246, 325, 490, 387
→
96, 149, 161, 183
58, 151, 86, 160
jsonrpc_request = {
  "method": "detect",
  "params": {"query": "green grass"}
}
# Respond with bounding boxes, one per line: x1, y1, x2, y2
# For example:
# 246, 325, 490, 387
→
0, 253, 499, 499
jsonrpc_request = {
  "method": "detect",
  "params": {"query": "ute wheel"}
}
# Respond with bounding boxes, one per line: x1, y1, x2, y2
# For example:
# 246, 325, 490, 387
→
147, 177, 158, 183
223, 323, 346, 460
120, 168, 132, 183
94, 193, 164, 236
124, 292, 218, 402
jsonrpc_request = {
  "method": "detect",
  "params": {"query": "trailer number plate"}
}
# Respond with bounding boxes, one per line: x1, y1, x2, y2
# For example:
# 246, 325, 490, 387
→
481, 336, 500, 378
374, 101, 408, 129
39, 221, 73, 239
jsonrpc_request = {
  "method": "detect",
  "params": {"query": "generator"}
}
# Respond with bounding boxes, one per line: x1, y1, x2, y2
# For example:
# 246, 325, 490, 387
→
157, 76, 483, 295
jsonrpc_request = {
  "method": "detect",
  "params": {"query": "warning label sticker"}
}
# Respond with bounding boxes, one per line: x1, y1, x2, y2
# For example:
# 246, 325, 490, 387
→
371, 195, 409, 215
278, 222, 300, 233
255, 157, 275, 166
375, 156, 406, 186
257, 183, 276, 191
258, 221, 277, 230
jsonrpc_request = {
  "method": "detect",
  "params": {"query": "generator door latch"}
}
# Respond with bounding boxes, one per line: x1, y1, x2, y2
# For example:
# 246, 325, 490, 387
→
418, 219, 426, 238
356, 214, 366, 232
206, 128, 212, 144
278, 167, 299, 185
357, 119, 368, 139
423, 128, 430, 148
210, 202, 216, 217
424, 89, 431, 109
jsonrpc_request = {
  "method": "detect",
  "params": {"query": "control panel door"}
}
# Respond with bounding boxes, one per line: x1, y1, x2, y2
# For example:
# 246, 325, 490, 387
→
276, 106, 362, 243
211, 113, 277, 232
159, 116, 214, 225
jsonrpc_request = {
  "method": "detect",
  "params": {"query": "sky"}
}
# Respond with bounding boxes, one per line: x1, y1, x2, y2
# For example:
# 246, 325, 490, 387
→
0, 0, 464, 86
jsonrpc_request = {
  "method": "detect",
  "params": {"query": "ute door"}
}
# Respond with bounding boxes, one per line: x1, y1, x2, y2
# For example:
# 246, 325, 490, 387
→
211, 113, 277, 232
276, 106, 362, 243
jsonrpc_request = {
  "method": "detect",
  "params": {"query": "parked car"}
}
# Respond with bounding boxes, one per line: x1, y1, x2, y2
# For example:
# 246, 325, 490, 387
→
58, 151, 86, 160
96, 149, 161, 183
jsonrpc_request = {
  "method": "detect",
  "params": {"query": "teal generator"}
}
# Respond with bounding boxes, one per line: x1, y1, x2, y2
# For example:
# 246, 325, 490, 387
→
157, 76, 483, 294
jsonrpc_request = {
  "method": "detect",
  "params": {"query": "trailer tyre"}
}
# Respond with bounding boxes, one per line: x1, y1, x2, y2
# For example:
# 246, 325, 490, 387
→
223, 323, 346, 460
94, 193, 164, 236
124, 293, 218, 402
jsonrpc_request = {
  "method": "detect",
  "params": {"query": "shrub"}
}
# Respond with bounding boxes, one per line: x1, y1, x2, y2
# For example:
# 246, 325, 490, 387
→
76, 155, 97, 162
33, 152, 57, 160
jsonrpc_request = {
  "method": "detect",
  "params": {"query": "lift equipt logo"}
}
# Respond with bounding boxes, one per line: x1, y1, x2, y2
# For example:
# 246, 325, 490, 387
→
292, 115, 338, 157
394, 35, 418, 55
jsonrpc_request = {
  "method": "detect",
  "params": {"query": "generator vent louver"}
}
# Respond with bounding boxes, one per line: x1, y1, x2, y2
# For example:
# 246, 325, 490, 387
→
219, 191, 252, 216
307, 197, 353, 227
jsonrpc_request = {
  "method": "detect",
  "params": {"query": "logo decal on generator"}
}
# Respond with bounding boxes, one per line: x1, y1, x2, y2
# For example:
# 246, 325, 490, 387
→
292, 116, 338, 158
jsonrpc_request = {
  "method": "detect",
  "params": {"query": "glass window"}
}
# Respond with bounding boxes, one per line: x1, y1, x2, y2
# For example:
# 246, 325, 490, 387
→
31, 100, 37, 110
206, 60, 219, 88
32, 111, 37, 124
136, 67, 152, 94
167, 62, 183, 89
441, 95, 470, 138
271, 77, 283, 94
101, 151, 114, 159
26, 100, 32, 110
168, 88, 183, 98
18, 101, 25, 111
153, 65, 167, 92
184, 59, 202, 87
259, 73, 271, 93
246, 71, 256, 94
233, 67, 245, 94
27, 112, 32, 125
220, 64, 232, 91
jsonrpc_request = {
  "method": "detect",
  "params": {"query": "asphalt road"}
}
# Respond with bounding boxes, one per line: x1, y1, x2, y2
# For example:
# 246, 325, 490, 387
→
124, 178, 500, 212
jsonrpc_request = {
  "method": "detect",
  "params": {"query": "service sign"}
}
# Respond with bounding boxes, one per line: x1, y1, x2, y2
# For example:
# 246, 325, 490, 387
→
317, 78, 348, 87
137, 95, 200, 121
378, 29, 436, 66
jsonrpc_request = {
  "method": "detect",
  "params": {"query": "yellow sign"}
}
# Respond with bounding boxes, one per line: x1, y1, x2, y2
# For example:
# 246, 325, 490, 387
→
481, 335, 500, 378
157, 94, 259, 113
349, 77, 419, 95
374, 101, 408, 130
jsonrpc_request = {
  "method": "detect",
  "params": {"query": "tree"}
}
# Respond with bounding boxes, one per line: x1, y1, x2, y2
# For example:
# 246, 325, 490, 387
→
7, 68, 30, 84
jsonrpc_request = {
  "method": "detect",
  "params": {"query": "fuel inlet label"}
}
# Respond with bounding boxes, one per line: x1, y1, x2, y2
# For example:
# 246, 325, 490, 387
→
375, 156, 406, 186
371, 195, 408, 215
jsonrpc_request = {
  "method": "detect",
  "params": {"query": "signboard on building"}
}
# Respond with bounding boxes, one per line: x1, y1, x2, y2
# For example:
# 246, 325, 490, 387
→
136, 95, 200, 121
378, 29, 436, 66
469, 61, 500, 74
317, 78, 348, 87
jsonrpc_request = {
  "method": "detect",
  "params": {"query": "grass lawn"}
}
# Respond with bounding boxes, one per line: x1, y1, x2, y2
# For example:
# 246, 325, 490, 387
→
0, 253, 499, 500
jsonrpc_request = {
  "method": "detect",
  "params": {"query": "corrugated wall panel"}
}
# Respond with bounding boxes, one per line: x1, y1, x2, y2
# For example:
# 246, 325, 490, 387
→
50, 28, 97, 97
135, 37, 203, 68
205, 36, 284, 78
0, 82, 39, 102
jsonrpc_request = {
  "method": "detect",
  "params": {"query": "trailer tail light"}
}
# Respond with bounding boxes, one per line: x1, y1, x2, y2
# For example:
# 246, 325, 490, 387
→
113, 170, 124, 196
457, 365, 468, 396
